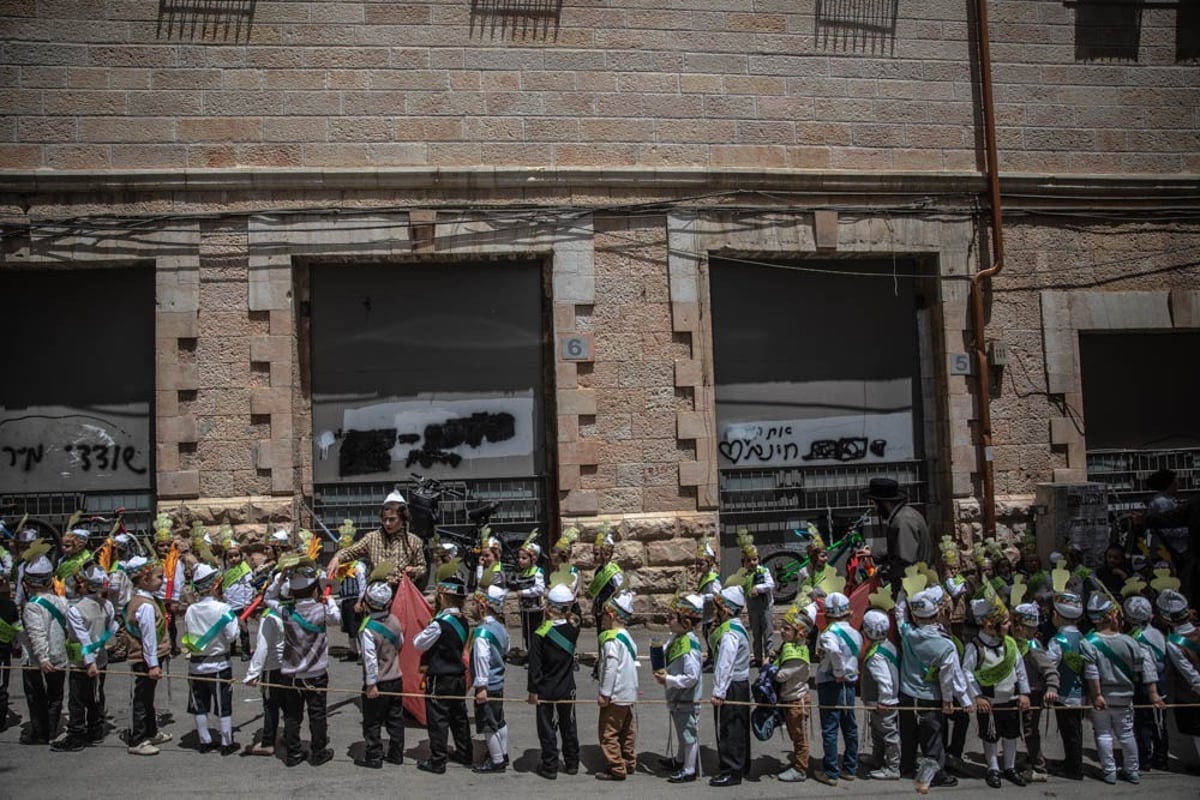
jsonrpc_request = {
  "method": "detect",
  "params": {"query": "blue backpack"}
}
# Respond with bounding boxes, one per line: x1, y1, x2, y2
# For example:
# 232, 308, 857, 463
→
751, 662, 784, 741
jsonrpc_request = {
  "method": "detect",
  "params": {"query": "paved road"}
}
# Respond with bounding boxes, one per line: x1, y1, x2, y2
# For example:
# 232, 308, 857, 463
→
3, 629, 1198, 799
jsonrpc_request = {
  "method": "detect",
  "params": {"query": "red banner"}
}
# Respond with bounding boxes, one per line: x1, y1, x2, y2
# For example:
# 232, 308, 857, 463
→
391, 578, 433, 725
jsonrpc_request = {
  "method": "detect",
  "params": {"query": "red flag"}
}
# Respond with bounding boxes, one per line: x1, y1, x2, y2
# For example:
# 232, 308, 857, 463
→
848, 573, 883, 629
391, 578, 433, 725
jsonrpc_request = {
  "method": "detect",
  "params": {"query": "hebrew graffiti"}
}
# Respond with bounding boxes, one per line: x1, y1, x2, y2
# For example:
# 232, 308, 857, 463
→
717, 413, 913, 469
0, 410, 151, 492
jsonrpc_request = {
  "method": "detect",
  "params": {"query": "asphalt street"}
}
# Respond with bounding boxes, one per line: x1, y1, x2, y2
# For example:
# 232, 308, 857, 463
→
2, 628, 1198, 799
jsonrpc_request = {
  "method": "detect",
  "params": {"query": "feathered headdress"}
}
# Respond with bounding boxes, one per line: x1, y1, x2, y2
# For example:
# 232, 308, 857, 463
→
594, 522, 614, 548
480, 525, 499, 552
696, 534, 716, 560
217, 523, 235, 549
805, 521, 826, 552
367, 559, 395, 585
520, 528, 541, 555
189, 520, 208, 549
337, 518, 357, 549
736, 528, 757, 559
972, 542, 989, 569
435, 557, 463, 586
939, 536, 959, 566
153, 513, 174, 543
194, 537, 218, 566
553, 526, 579, 554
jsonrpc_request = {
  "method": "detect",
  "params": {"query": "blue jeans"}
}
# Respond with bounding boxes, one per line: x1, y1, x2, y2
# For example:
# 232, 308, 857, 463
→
818, 681, 859, 778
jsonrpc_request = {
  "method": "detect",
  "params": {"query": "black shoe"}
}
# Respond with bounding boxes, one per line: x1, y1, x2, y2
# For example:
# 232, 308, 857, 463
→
1002, 768, 1025, 786
985, 769, 1002, 788
473, 759, 507, 773
709, 772, 742, 787
931, 774, 958, 788
19, 732, 49, 746
285, 755, 305, 767
310, 748, 334, 766
1049, 763, 1083, 781
50, 736, 86, 753
384, 746, 403, 765
536, 766, 558, 780
450, 751, 473, 766
355, 757, 383, 769
659, 756, 682, 770
220, 742, 241, 756
668, 770, 697, 783
563, 763, 579, 775
417, 759, 446, 774
197, 741, 218, 754
594, 771, 625, 781
86, 731, 105, 745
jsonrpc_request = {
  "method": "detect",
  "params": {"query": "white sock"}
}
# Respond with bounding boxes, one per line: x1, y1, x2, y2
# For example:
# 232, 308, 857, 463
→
498, 724, 509, 759
220, 717, 233, 746
984, 740, 998, 771
487, 732, 504, 764
195, 713, 211, 744
1002, 738, 1018, 770
684, 741, 699, 774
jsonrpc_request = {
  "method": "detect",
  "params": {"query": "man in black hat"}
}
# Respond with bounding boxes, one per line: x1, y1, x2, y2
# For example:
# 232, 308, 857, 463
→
864, 478, 932, 588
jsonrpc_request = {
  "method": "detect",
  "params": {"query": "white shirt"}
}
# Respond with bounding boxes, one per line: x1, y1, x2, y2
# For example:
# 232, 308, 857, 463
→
183, 596, 239, 674
864, 640, 899, 706
361, 615, 404, 687
712, 625, 750, 699
244, 609, 284, 682
818, 621, 863, 684
133, 589, 161, 669
963, 630, 1030, 703
598, 625, 639, 705
413, 607, 464, 651
471, 614, 503, 689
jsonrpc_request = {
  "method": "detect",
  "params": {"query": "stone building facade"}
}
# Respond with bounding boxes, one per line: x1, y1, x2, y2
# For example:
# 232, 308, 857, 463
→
2, 0, 1198, 614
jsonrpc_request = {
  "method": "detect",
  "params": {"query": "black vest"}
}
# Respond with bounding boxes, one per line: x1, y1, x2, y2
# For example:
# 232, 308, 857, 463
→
426, 616, 467, 676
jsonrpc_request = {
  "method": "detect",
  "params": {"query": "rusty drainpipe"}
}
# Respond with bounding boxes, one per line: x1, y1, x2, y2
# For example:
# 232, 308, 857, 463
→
971, 0, 1004, 539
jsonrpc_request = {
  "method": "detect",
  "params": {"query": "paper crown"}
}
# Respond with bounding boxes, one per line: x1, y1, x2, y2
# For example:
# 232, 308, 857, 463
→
189, 520, 208, 547
217, 523, 235, 548
939, 535, 959, 566
724, 567, 747, 594
1150, 568, 1181, 594
805, 521, 826, 553
520, 528, 541, 556
1051, 559, 1071, 594
696, 535, 715, 560
973, 580, 1008, 624
547, 562, 576, 595
594, 522, 615, 548
553, 526, 579, 554
1009, 574, 1028, 608
153, 512, 173, 540
782, 604, 812, 631
479, 561, 503, 589
1121, 576, 1148, 598
194, 537, 218, 566
902, 563, 929, 601
479, 525, 499, 551
816, 568, 846, 598
736, 528, 757, 558
605, 588, 636, 620
22, 538, 53, 564
337, 518, 357, 548
868, 583, 896, 613
435, 557, 463, 584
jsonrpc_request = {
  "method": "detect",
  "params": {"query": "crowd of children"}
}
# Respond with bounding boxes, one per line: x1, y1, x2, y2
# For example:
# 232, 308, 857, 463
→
2, 494, 1199, 792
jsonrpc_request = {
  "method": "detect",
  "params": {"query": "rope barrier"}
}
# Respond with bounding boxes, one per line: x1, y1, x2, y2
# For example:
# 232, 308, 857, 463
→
2, 663, 1196, 713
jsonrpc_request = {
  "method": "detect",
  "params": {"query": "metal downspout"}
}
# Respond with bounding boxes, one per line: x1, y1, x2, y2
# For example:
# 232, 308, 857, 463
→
972, 0, 1004, 538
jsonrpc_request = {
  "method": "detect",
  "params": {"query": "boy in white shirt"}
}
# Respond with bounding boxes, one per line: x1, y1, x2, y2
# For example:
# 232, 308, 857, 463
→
182, 563, 240, 754
596, 589, 639, 781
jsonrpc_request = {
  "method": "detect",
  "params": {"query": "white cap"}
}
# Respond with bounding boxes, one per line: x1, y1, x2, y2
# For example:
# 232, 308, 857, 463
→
1013, 602, 1040, 627
1049, 551, 1063, 565
1053, 592, 1083, 619
1156, 589, 1189, 620
970, 598, 992, 622
82, 563, 108, 591
522, 542, 541, 558
1086, 593, 1113, 619
192, 563, 221, 590
66, 527, 91, 541
18, 529, 39, 543
271, 530, 290, 543
862, 609, 890, 640
547, 584, 575, 607
364, 581, 394, 611
605, 588, 636, 621
24, 555, 54, 581
1123, 596, 1152, 624
289, 566, 319, 591
383, 489, 407, 506
909, 588, 941, 619
944, 576, 967, 599
438, 541, 459, 555
122, 555, 152, 576
824, 592, 850, 618
114, 532, 133, 549
477, 583, 507, 610
718, 584, 745, 611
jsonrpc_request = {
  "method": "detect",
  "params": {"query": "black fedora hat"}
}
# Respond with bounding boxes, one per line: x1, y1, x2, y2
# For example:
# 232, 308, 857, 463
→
863, 477, 907, 502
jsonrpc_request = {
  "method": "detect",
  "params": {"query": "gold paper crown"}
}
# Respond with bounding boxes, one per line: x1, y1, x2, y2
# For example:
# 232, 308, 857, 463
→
816, 568, 846, 597
869, 583, 896, 612
939, 536, 959, 566
724, 566, 747, 590
553, 526, 579, 553
1009, 574, 1028, 608
1051, 559, 1071, 594
902, 563, 929, 600
548, 562, 576, 591
806, 521, 826, 552
436, 557, 463, 584
337, 518, 357, 548
736, 528, 757, 558
972, 543, 989, 568
1121, 576, 1148, 598
782, 604, 811, 630
696, 534, 715, 559
22, 538, 52, 563
154, 512, 173, 538
217, 523, 235, 548
195, 538, 218, 566
480, 525, 499, 551
921, 562, 940, 590
980, 579, 1008, 622
521, 528, 540, 553
1150, 568, 1181, 593
594, 522, 614, 547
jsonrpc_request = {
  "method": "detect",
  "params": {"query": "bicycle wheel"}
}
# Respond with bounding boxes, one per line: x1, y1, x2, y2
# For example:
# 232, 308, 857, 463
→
762, 550, 804, 605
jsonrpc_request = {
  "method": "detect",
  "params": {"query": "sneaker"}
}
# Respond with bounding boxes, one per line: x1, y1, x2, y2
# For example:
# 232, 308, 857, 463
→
776, 767, 805, 782
246, 743, 275, 756
148, 731, 173, 746
127, 740, 160, 756
1119, 770, 1140, 785
1027, 769, 1048, 783
812, 770, 838, 787
868, 767, 901, 780
1103, 771, 1117, 785
50, 736, 86, 753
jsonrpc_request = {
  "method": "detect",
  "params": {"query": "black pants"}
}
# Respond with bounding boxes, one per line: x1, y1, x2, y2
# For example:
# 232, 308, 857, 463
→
0, 648, 11, 723
1055, 705, 1084, 776
66, 669, 104, 739
1134, 685, 1168, 769
715, 679, 751, 777
425, 673, 471, 767
128, 662, 159, 745
900, 694, 947, 782
520, 608, 544, 654
363, 677, 405, 761
261, 668, 282, 746
282, 672, 329, 760
536, 692, 579, 773
23, 666, 65, 742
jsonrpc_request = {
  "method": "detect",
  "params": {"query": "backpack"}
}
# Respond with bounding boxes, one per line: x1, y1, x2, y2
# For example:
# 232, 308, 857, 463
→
751, 662, 784, 741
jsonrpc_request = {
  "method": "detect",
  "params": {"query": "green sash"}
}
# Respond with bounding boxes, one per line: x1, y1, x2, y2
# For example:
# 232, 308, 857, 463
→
55, 551, 92, 582
697, 570, 719, 591
1132, 628, 1165, 663
667, 633, 698, 664
282, 607, 324, 634
775, 640, 809, 666
0, 617, 22, 644
974, 636, 1020, 687
536, 621, 575, 655
436, 610, 468, 646
32, 595, 68, 632
472, 625, 504, 653
1169, 632, 1200, 656
1086, 633, 1136, 684
831, 624, 860, 659
222, 561, 251, 588
360, 617, 400, 648
708, 619, 748, 654
82, 628, 112, 656
1055, 633, 1084, 676
865, 641, 899, 669
1018, 637, 1040, 656
598, 627, 636, 660
182, 610, 236, 654
587, 562, 622, 599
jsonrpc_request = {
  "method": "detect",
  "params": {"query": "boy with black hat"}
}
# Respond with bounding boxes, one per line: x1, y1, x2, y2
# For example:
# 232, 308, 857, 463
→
471, 580, 511, 773
21, 549, 68, 745
413, 560, 473, 774
182, 562, 239, 754
279, 561, 341, 767
527, 575, 581, 780
656, 591, 704, 783
709, 582, 751, 787
357, 573, 405, 769
596, 588, 639, 781
54, 563, 117, 751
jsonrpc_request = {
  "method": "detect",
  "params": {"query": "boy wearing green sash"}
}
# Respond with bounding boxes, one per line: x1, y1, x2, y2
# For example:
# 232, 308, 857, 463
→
1157, 588, 1200, 763
471, 581, 511, 773
356, 578, 405, 769
964, 589, 1030, 788
655, 592, 704, 783
414, 562, 473, 775
527, 581, 580, 779
19, 551, 67, 745
774, 603, 813, 783
596, 588, 639, 781
54, 563, 117, 752
586, 526, 623, 679
709, 584, 751, 787
182, 563, 240, 754
862, 602, 901, 780
221, 543, 255, 661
